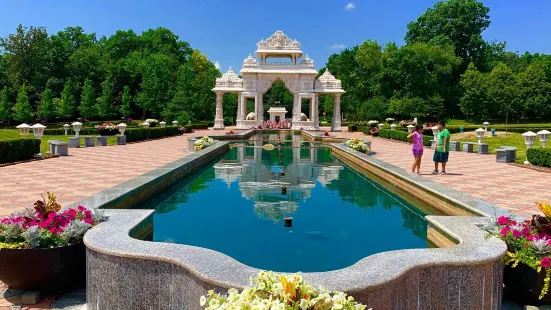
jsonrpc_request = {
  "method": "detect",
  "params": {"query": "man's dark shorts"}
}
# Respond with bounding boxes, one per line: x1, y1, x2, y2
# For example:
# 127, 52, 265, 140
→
433, 151, 449, 163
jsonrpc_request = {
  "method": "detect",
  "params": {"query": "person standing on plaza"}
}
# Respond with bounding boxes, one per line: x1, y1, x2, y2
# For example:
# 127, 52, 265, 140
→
407, 125, 424, 174
433, 120, 450, 175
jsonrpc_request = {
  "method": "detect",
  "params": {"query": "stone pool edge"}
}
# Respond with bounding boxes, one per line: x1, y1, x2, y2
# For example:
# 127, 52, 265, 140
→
82, 137, 508, 310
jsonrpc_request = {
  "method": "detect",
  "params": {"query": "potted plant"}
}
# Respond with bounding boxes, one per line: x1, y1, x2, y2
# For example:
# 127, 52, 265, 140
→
369, 127, 379, 136
343, 138, 369, 153
484, 202, 551, 304
0, 192, 105, 293
145, 119, 159, 127
194, 136, 216, 151
385, 118, 395, 125
95, 122, 119, 136
200, 271, 368, 310
367, 120, 379, 128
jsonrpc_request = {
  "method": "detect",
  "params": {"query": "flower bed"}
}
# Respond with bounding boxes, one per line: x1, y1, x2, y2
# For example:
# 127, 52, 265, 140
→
367, 120, 379, 128
95, 122, 119, 136
385, 118, 394, 125
484, 202, 551, 303
145, 119, 159, 127
194, 136, 216, 151
200, 271, 368, 310
0, 193, 105, 291
343, 138, 369, 153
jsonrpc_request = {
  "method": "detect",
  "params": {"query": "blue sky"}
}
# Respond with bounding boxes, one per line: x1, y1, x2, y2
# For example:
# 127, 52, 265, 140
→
1, 0, 550, 73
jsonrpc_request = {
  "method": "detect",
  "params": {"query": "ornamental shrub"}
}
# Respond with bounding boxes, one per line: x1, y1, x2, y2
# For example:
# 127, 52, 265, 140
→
0, 139, 40, 164
378, 129, 432, 146
527, 148, 551, 168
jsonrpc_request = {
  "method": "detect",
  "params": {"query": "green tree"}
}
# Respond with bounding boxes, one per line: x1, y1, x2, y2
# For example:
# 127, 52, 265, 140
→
0, 87, 11, 123
405, 0, 490, 69
119, 85, 132, 117
135, 53, 178, 117
37, 87, 56, 120
459, 63, 491, 119
96, 76, 115, 118
79, 78, 96, 118
487, 63, 519, 126
12, 84, 33, 122
57, 78, 76, 118
517, 63, 551, 117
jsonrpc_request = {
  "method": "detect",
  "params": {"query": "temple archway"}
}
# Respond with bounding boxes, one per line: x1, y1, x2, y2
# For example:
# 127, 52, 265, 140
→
212, 30, 345, 131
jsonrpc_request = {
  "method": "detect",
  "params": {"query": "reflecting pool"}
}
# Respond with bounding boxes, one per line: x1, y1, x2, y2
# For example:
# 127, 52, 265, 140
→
141, 133, 441, 272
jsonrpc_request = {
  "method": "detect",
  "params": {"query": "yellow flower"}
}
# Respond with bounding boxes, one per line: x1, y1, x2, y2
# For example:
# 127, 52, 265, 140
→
209, 298, 220, 309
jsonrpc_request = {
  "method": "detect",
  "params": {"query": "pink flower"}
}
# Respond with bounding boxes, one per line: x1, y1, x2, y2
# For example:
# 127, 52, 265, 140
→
78, 205, 87, 212
513, 230, 523, 238
64, 209, 77, 220
83, 218, 94, 225
500, 227, 510, 236
527, 235, 535, 241
542, 257, 551, 268
497, 216, 510, 225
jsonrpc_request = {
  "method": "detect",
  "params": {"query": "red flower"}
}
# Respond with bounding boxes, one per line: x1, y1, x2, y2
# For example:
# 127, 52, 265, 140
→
83, 218, 94, 225
500, 227, 510, 236
542, 257, 551, 268
513, 230, 523, 238
497, 216, 510, 225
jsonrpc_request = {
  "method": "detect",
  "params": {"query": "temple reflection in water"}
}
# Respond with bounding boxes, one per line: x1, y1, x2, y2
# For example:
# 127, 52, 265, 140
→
213, 134, 343, 222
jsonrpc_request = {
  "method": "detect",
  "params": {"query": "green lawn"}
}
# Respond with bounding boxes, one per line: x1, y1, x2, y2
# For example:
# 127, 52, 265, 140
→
450, 131, 540, 162
0, 129, 118, 155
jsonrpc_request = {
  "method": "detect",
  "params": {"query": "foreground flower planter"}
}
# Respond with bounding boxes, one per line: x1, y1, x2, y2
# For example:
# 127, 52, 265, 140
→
0, 243, 85, 293
504, 263, 551, 305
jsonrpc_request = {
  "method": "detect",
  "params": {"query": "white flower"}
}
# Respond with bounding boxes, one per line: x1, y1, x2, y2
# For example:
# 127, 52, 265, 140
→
252, 304, 266, 310
209, 298, 220, 309
228, 288, 238, 296
200, 296, 207, 306
299, 299, 309, 310
257, 282, 266, 290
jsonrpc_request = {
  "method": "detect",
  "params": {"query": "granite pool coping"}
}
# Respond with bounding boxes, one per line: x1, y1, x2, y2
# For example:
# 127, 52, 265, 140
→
83, 135, 509, 309
331, 143, 514, 219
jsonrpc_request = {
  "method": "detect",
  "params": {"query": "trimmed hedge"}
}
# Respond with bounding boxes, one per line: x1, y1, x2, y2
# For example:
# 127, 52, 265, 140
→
0, 139, 41, 164
527, 148, 551, 168
125, 127, 182, 143
378, 129, 432, 146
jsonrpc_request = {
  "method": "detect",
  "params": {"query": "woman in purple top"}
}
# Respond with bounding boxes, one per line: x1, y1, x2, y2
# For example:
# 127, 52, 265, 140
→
407, 125, 424, 174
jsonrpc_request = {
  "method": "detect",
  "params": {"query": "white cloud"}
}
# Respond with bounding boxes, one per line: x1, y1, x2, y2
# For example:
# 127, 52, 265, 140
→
344, 2, 355, 10
214, 60, 221, 70
331, 44, 346, 49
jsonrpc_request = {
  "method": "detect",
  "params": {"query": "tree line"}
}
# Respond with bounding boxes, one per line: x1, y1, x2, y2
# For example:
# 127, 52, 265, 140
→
0, 25, 220, 125
323, 0, 551, 122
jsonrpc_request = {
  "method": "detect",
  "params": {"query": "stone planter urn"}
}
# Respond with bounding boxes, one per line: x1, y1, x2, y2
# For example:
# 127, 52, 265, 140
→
0, 243, 86, 293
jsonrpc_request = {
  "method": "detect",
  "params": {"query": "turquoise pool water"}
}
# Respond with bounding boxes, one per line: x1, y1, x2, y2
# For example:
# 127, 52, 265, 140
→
142, 133, 436, 272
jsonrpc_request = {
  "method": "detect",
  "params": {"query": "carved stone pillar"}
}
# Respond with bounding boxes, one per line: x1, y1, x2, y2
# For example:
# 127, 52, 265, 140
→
313, 95, 320, 131
292, 92, 301, 129
236, 93, 243, 121
214, 92, 224, 130
331, 94, 342, 132
256, 93, 264, 126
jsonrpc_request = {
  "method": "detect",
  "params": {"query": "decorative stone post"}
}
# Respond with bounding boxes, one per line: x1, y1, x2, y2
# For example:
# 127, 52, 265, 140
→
378, 123, 384, 130
331, 94, 342, 132
522, 131, 537, 164
63, 124, 70, 135
72, 122, 83, 137
390, 124, 397, 131
142, 122, 150, 128
31, 124, 46, 157
159, 121, 166, 128
537, 130, 551, 148
16, 123, 31, 136
117, 123, 127, 136
475, 128, 485, 144
214, 92, 224, 129
172, 121, 178, 127
407, 124, 415, 133
431, 126, 439, 149
483, 122, 490, 131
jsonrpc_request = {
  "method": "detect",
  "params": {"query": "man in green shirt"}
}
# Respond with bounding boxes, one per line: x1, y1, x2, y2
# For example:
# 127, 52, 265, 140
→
433, 120, 450, 175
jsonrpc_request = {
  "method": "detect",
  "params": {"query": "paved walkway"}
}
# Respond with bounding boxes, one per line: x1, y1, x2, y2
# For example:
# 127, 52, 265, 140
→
329, 130, 550, 218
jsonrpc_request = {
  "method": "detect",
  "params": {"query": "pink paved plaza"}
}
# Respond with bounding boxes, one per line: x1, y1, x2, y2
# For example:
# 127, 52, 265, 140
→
0, 129, 549, 219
